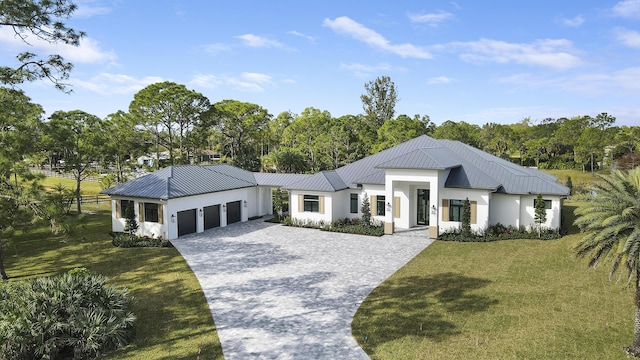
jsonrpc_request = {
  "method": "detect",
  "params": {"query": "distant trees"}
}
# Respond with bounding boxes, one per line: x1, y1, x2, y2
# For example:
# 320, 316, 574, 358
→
46, 110, 103, 214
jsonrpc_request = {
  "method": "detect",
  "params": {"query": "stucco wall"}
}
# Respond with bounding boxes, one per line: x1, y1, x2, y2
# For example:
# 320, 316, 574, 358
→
439, 188, 490, 234
489, 193, 521, 228
289, 190, 334, 225
520, 195, 563, 230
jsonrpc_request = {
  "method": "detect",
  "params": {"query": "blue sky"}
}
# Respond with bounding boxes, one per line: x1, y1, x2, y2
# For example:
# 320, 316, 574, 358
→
2, 0, 640, 126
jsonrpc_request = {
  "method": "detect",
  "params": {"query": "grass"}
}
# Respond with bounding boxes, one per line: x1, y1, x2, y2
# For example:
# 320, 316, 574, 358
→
38, 175, 104, 195
3, 202, 223, 359
352, 201, 635, 359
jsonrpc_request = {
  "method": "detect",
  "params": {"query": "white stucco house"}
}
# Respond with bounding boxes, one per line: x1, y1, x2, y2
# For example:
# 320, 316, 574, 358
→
102, 135, 570, 240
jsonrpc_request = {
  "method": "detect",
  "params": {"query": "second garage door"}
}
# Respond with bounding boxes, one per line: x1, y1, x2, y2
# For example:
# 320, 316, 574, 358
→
204, 204, 220, 230
226, 200, 242, 225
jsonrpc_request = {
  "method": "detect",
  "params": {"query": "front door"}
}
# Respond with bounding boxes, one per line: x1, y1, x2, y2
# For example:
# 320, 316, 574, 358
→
417, 189, 429, 226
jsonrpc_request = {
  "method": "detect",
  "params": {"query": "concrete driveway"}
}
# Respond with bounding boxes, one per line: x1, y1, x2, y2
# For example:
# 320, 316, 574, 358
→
172, 219, 432, 360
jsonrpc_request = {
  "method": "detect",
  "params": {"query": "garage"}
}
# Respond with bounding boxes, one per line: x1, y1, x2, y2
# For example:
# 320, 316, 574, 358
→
177, 209, 197, 236
226, 200, 242, 225
204, 204, 220, 230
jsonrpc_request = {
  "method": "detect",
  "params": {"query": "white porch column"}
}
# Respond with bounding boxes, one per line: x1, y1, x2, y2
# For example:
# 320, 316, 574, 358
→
384, 178, 394, 234
429, 177, 440, 239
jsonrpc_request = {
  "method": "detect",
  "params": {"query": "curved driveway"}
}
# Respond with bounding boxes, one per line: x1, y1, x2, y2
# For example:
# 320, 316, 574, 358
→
172, 219, 432, 359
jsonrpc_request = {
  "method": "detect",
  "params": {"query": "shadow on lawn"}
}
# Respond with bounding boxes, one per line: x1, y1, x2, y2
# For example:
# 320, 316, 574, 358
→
353, 272, 498, 352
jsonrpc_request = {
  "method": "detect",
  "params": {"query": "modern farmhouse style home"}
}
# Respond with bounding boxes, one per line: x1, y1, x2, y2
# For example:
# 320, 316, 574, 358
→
102, 135, 570, 240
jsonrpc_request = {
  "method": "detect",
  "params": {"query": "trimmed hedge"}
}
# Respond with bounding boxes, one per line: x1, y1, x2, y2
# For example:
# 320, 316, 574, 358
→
0, 270, 136, 359
439, 223, 561, 242
110, 232, 171, 248
278, 216, 385, 237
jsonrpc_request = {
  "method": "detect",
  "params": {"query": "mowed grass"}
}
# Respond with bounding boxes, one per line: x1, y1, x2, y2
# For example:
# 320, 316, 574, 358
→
352, 202, 634, 359
38, 175, 104, 195
3, 202, 223, 359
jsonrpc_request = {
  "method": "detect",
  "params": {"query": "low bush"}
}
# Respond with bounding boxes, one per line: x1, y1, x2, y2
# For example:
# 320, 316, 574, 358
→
439, 223, 561, 242
110, 232, 171, 248
279, 216, 385, 236
0, 269, 136, 360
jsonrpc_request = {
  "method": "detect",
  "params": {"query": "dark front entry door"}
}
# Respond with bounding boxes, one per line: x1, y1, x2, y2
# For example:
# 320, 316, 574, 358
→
226, 200, 242, 225
203, 205, 220, 230
417, 189, 429, 226
177, 209, 197, 236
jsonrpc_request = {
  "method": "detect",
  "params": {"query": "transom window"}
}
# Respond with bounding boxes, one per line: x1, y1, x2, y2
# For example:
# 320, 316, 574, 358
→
533, 199, 552, 210
376, 195, 386, 216
303, 195, 319, 212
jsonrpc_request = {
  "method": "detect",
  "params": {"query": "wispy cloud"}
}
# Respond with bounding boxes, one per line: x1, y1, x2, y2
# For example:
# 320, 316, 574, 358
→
499, 67, 640, 95
0, 27, 116, 64
235, 34, 283, 48
439, 38, 583, 70
428, 76, 456, 84
189, 72, 273, 92
408, 11, 454, 26
74, 73, 164, 94
323, 16, 432, 59
204, 43, 233, 54
612, 0, 640, 18
288, 30, 315, 42
74, 0, 112, 18
340, 62, 394, 77
614, 28, 640, 48
559, 15, 585, 27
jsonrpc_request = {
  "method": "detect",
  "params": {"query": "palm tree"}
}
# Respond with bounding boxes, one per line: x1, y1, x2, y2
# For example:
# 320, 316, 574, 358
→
574, 168, 640, 357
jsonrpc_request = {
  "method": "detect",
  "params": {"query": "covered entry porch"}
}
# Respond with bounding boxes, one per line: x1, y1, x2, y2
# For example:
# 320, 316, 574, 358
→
381, 169, 442, 238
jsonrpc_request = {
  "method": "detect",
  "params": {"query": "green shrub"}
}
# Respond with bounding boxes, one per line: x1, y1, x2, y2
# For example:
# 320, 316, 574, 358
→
322, 218, 384, 236
110, 232, 171, 248
0, 270, 136, 359
439, 223, 561, 242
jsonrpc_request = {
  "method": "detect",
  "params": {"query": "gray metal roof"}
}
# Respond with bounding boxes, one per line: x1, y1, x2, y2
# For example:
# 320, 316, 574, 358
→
375, 147, 462, 170
285, 170, 349, 191
334, 135, 569, 196
101, 164, 257, 199
253, 173, 312, 187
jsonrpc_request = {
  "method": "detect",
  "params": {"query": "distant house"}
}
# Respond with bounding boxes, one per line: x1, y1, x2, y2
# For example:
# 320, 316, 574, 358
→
102, 135, 569, 240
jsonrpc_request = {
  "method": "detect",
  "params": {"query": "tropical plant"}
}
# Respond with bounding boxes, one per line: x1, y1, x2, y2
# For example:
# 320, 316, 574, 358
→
0, 270, 135, 359
573, 168, 640, 357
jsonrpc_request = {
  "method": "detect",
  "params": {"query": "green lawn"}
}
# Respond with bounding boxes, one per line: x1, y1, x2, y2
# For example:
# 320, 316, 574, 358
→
39, 175, 104, 195
352, 201, 634, 359
3, 203, 223, 359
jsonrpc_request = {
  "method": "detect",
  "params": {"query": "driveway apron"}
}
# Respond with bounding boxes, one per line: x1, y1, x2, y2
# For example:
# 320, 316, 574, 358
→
172, 220, 433, 359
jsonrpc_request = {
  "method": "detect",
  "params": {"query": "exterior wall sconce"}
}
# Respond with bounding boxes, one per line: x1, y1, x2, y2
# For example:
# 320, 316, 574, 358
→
171, 214, 175, 223
386, 202, 391, 211
244, 200, 248, 207
223, 204, 227, 212
199, 208, 203, 217
431, 205, 437, 214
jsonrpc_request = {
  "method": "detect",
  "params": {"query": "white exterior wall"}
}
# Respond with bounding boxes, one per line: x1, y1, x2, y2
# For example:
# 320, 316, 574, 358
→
489, 193, 521, 228
361, 184, 386, 225
111, 186, 274, 240
289, 190, 334, 225
383, 169, 440, 232
520, 195, 563, 230
439, 188, 490, 234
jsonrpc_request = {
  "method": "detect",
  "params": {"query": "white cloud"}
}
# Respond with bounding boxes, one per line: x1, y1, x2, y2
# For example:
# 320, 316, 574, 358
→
499, 67, 640, 95
323, 16, 432, 59
74, 73, 164, 94
443, 38, 582, 70
235, 34, 283, 48
559, 15, 585, 27
74, 0, 112, 18
288, 30, 315, 42
408, 11, 454, 26
340, 62, 393, 77
189, 72, 273, 92
428, 76, 455, 84
0, 27, 116, 64
615, 28, 640, 48
613, 0, 640, 18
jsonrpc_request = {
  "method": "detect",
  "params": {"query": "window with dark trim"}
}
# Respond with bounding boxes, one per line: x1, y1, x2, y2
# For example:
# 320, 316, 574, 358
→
120, 200, 134, 219
449, 199, 464, 222
350, 193, 358, 214
144, 202, 159, 223
533, 199, 552, 210
303, 195, 319, 212
376, 195, 386, 216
